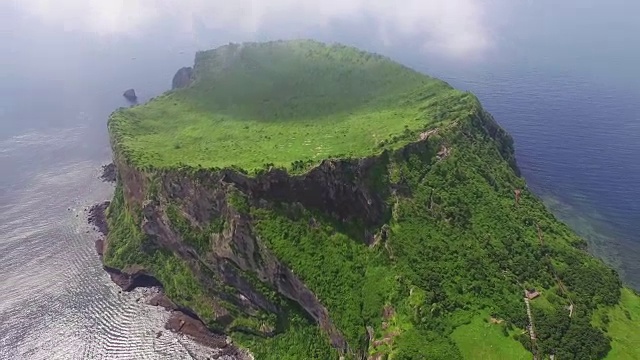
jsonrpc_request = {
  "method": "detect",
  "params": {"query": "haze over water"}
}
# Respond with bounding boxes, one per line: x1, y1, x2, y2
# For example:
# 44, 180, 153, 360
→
1, 1, 638, 358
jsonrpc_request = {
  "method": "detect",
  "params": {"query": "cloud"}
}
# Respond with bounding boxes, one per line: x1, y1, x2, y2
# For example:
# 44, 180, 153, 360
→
14, 0, 493, 58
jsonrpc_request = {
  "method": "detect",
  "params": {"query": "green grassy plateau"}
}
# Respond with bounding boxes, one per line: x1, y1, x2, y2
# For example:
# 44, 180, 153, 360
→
594, 288, 640, 359
109, 40, 472, 172
105, 40, 640, 359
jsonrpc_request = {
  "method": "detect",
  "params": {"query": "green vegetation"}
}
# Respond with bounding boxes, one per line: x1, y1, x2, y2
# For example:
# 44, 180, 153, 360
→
248, 115, 624, 359
108, 40, 471, 172
104, 40, 639, 359
592, 288, 640, 359
234, 313, 338, 360
451, 314, 530, 360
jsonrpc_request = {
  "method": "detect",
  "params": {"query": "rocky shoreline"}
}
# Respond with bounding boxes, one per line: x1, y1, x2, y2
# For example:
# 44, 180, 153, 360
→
87, 201, 109, 257
100, 163, 117, 183
87, 171, 245, 359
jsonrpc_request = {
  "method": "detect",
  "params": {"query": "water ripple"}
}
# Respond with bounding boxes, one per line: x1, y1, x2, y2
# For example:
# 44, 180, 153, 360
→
0, 126, 226, 360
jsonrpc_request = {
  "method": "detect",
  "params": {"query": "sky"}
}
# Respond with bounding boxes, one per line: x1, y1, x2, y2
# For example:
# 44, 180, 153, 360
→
2, 0, 638, 137
9, 0, 506, 60
4, 0, 639, 79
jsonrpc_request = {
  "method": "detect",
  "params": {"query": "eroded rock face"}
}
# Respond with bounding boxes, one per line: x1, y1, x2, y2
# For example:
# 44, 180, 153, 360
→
86, 186, 243, 354
88, 201, 109, 257
148, 158, 395, 350
172, 67, 194, 89
221, 157, 389, 230
137, 185, 349, 350
110, 155, 363, 352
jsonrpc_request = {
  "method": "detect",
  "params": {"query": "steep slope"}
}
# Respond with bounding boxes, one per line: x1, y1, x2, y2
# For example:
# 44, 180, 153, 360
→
104, 40, 638, 359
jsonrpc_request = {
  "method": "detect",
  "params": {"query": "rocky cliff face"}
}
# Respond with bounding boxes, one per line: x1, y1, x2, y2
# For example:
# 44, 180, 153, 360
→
105, 106, 517, 356
112, 153, 389, 352
172, 67, 194, 89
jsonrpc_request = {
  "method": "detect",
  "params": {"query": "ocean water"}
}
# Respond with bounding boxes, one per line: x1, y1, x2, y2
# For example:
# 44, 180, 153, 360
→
0, 125, 225, 359
0, 1, 638, 358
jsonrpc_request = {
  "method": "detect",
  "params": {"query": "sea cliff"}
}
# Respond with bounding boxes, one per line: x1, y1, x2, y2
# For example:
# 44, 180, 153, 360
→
99, 40, 637, 360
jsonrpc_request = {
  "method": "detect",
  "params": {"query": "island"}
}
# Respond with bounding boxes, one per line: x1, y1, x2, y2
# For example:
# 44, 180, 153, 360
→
100, 40, 640, 359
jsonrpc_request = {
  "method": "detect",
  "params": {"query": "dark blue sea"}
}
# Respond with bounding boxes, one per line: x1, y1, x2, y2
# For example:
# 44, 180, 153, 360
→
0, 0, 638, 358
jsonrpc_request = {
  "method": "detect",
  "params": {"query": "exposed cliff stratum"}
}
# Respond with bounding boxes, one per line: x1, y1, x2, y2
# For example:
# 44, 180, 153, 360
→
104, 40, 639, 359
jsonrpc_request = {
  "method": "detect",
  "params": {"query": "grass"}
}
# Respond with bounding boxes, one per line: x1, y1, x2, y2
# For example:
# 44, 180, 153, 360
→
451, 314, 530, 360
233, 313, 339, 360
108, 40, 473, 172
592, 288, 640, 360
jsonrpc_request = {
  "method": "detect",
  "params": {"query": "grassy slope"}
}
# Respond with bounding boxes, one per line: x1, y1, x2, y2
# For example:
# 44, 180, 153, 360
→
592, 288, 640, 359
108, 40, 471, 171
451, 314, 530, 360
105, 40, 640, 359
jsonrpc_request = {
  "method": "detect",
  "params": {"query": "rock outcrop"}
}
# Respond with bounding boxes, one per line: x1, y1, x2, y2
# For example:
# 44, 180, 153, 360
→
100, 163, 117, 183
88, 201, 110, 238
123, 89, 137, 102
165, 311, 230, 349
103, 265, 164, 291
172, 67, 194, 89
133, 167, 352, 350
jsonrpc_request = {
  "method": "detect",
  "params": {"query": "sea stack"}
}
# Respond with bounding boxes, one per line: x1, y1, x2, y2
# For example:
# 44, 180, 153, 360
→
123, 89, 137, 102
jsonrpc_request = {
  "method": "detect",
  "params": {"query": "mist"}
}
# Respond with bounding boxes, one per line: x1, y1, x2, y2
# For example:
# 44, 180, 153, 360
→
1, 0, 638, 138
12, 0, 502, 58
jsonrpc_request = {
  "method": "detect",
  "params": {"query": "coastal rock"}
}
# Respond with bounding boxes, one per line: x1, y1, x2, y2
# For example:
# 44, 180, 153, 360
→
103, 265, 163, 291
172, 67, 194, 89
100, 163, 117, 183
165, 311, 228, 348
123, 89, 137, 102
87, 201, 110, 236
147, 293, 177, 310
